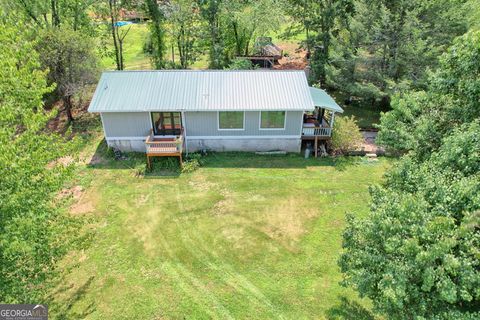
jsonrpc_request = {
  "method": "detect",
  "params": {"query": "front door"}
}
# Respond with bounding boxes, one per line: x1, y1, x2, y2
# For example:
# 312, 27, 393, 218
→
151, 112, 182, 136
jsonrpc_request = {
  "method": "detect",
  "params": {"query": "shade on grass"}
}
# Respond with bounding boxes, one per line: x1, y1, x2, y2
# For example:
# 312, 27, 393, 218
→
49, 151, 389, 319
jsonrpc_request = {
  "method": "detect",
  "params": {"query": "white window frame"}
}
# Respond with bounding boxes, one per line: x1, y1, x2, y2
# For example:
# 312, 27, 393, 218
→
217, 111, 245, 131
259, 111, 287, 130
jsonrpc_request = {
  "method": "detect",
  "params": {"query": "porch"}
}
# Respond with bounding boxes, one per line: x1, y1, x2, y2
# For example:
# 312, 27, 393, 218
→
145, 129, 184, 169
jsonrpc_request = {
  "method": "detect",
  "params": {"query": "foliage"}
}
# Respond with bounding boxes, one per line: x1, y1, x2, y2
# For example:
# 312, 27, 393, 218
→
197, 0, 228, 68
225, 58, 255, 70
35, 28, 99, 122
340, 31, 480, 320
377, 30, 480, 158
0, 19, 78, 303
223, 0, 285, 56
325, 0, 469, 107
3, 0, 96, 32
331, 116, 363, 154
181, 158, 201, 173
164, 0, 202, 68
144, 0, 167, 69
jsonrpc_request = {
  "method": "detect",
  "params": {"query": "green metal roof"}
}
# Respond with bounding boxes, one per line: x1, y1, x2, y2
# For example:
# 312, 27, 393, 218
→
309, 87, 344, 113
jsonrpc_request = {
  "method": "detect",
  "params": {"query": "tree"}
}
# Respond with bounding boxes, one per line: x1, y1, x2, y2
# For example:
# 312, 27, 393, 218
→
4, 0, 96, 32
144, 0, 166, 69
165, 0, 202, 68
106, 0, 131, 70
0, 18, 77, 303
339, 31, 480, 320
326, 0, 469, 107
36, 28, 98, 122
197, 0, 227, 69
223, 0, 285, 56
330, 115, 363, 154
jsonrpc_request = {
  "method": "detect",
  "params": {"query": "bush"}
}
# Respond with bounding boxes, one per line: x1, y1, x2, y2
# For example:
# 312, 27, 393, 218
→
181, 158, 200, 173
225, 58, 255, 70
331, 116, 363, 154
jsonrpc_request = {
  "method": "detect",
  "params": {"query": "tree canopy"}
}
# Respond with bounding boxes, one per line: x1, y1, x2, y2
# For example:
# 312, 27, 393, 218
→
339, 30, 480, 320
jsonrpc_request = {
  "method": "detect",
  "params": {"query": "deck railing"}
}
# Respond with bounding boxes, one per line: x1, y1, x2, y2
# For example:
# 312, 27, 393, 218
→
145, 131, 183, 155
302, 126, 332, 137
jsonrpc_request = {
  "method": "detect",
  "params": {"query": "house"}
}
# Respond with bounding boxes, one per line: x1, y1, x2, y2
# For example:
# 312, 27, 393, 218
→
88, 70, 343, 162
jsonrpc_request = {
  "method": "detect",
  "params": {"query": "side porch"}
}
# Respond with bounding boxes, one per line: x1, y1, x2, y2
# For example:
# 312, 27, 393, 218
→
302, 87, 344, 157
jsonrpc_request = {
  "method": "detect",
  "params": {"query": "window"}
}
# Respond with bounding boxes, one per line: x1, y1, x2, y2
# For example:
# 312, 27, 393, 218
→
260, 111, 286, 129
218, 111, 244, 130
151, 112, 182, 135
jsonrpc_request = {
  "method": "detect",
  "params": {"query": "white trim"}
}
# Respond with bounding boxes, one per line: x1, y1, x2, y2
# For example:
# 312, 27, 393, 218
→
299, 111, 305, 136
186, 135, 300, 140
217, 111, 246, 131
330, 111, 336, 128
100, 113, 108, 139
93, 108, 313, 113
106, 136, 147, 141
259, 111, 287, 130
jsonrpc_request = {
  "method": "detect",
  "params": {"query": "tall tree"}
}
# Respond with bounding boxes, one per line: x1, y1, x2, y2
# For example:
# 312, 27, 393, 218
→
106, 0, 131, 70
327, 0, 469, 107
0, 18, 77, 303
165, 0, 202, 68
339, 30, 480, 320
198, 0, 227, 69
36, 28, 98, 122
223, 0, 285, 56
144, 0, 166, 69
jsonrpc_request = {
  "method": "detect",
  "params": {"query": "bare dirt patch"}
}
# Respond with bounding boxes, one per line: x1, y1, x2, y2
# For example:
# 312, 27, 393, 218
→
261, 196, 317, 243
213, 189, 235, 215
57, 185, 84, 201
69, 187, 98, 215
274, 42, 308, 70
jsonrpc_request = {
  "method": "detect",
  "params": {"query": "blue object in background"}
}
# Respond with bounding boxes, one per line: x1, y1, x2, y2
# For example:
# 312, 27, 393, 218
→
114, 21, 133, 27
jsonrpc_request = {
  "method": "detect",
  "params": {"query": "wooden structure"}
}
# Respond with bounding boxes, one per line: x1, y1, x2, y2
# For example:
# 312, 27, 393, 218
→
238, 37, 283, 68
145, 129, 184, 169
301, 109, 336, 158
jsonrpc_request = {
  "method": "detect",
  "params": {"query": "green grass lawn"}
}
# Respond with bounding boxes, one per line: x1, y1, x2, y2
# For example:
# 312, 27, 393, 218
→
100, 23, 210, 71
48, 139, 389, 319
341, 104, 382, 129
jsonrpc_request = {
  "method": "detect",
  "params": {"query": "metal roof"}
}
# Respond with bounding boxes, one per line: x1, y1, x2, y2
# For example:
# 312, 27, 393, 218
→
88, 70, 315, 113
309, 87, 344, 113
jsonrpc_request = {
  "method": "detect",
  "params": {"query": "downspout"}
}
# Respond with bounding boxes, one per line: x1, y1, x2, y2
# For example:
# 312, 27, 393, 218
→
181, 111, 188, 156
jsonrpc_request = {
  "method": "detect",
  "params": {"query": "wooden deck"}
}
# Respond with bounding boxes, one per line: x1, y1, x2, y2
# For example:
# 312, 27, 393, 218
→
145, 131, 183, 169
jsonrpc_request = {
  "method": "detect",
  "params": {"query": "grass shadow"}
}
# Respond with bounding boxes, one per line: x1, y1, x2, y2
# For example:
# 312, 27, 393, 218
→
49, 275, 96, 320
200, 152, 362, 169
86, 139, 180, 178
86, 140, 363, 174
326, 297, 376, 320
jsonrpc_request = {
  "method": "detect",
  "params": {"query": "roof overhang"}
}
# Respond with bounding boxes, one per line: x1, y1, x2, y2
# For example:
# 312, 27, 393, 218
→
309, 87, 344, 113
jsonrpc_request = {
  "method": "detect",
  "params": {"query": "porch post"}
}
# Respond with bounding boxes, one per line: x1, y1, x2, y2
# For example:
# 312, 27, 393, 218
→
330, 111, 336, 128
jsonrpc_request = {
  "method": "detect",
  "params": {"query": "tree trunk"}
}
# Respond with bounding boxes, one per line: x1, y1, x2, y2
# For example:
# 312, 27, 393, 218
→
64, 96, 74, 122
108, 0, 122, 70
145, 0, 165, 69
51, 0, 60, 27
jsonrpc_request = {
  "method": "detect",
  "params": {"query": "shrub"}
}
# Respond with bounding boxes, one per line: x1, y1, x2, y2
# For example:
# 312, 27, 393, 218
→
331, 116, 363, 154
225, 58, 255, 70
181, 159, 200, 173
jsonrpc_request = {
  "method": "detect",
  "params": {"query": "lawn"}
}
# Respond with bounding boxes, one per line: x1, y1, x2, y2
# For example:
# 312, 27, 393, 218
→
48, 140, 389, 319
100, 23, 209, 71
